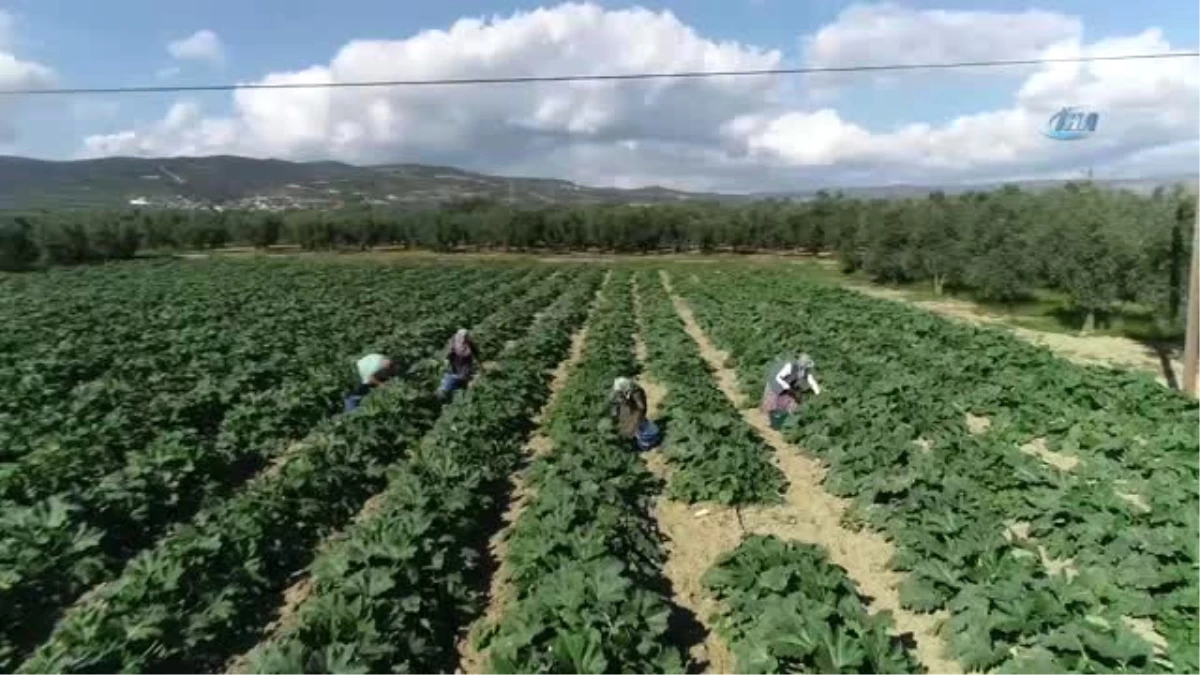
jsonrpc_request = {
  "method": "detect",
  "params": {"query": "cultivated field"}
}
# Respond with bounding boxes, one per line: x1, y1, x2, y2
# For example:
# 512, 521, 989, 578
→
0, 258, 1195, 674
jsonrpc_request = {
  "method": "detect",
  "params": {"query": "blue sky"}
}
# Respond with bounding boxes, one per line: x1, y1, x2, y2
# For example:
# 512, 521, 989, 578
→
0, 0, 1196, 189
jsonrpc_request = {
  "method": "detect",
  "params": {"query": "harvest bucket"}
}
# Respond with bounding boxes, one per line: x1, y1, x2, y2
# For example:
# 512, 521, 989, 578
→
636, 419, 661, 450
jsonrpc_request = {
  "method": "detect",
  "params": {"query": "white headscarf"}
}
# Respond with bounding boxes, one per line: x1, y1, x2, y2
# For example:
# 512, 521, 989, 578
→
795, 353, 820, 395
613, 377, 633, 393
356, 353, 390, 385
450, 328, 471, 357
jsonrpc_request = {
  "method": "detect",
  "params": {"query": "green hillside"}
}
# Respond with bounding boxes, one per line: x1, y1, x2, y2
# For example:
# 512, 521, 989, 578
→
0, 156, 729, 210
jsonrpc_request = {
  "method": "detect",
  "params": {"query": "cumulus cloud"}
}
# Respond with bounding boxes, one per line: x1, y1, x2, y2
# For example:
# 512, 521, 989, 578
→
0, 51, 53, 90
726, 25, 1198, 183
799, 2, 1083, 98
0, 10, 56, 143
81, 2, 1197, 190
0, 11, 52, 90
167, 29, 225, 66
87, 3, 780, 164
804, 3, 1081, 69
84, 101, 239, 156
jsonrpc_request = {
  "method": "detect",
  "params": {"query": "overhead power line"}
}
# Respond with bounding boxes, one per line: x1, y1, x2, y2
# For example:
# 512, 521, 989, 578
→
1, 51, 1196, 96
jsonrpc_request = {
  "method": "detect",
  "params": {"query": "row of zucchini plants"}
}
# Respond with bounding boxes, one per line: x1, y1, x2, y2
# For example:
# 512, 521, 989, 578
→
640, 272, 919, 673
0, 267, 554, 670
477, 274, 688, 673
703, 534, 924, 673
0, 260, 314, 417
0, 261, 435, 464
634, 271, 784, 505
242, 271, 602, 673
0, 260, 292, 366
13, 267, 565, 673
0, 263, 513, 499
676, 269, 1197, 673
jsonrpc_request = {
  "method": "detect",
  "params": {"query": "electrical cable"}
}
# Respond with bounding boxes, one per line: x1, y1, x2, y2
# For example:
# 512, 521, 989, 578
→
0, 51, 1195, 96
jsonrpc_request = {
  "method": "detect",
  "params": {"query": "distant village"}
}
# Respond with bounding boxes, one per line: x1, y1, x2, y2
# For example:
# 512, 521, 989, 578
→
127, 180, 437, 211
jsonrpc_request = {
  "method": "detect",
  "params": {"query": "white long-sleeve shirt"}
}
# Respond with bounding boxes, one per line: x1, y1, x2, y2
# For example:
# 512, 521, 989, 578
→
774, 362, 821, 395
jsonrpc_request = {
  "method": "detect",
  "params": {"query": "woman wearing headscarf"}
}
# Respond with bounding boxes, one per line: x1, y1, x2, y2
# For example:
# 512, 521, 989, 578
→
344, 353, 397, 412
610, 377, 660, 449
437, 328, 481, 399
761, 353, 821, 429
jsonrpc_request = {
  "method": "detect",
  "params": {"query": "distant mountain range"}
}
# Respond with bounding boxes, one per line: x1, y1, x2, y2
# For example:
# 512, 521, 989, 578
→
0, 155, 1193, 210
0, 155, 730, 210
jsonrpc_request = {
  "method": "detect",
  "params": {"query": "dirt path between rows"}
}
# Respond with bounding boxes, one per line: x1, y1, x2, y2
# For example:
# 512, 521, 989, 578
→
224, 483, 395, 673
457, 274, 608, 674
851, 285, 1183, 388
660, 271, 961, 675
632, 277, 738, 674
228, 276, 610, 675
227, 287, 576, 674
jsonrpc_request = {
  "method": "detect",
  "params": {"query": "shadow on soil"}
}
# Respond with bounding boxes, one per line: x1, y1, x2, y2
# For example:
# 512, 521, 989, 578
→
449, 475, 514, 672
666, 599, 712, 674
635, 414, 713, 674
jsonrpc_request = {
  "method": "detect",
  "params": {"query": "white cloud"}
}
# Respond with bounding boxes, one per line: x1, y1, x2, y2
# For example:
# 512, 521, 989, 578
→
804, 3, 1081, 69
167, 29, 225, 66
81, 2, 1197, 190
0, 12, 56, 143
84, 101, 239, 156
724, 24, 1198, 183
799, 3, 1083, 99
0, 51, 52, 89
86, 3, 780, 163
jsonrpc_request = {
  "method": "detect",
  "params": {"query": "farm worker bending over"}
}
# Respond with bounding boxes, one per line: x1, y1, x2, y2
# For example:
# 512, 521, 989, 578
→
344, 353, 397, 412
761, 354, 821, 430
610, 377, 661, 450
437, 328, 481, 399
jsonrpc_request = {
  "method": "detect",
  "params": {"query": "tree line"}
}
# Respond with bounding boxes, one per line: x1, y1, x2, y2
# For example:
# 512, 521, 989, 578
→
0, 182, 1194, 332
843, 184, 1196, 334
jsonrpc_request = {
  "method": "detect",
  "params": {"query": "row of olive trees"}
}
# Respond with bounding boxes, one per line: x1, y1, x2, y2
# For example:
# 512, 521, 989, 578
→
0, 210, 287, 270
1, 182, 1194, 332
3, 195, 891, 258
0, 213, 141, 269
839, 184, 1195, 332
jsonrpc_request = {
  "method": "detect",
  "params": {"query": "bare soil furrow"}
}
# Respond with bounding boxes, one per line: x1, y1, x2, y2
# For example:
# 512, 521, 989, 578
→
632, 277, 737, 674
660, 270, 961, 675
457, 274, 609, 674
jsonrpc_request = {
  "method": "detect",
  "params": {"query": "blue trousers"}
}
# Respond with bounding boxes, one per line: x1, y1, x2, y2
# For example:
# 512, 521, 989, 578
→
438, 373, 468, 397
